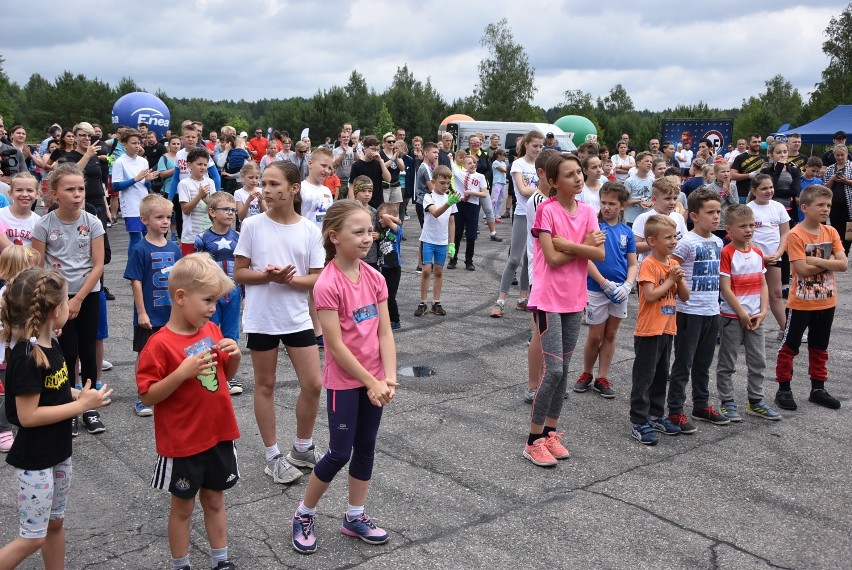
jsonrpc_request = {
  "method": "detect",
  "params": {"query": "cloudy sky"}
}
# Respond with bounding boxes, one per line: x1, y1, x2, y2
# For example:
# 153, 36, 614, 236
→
2, 1, 844, 112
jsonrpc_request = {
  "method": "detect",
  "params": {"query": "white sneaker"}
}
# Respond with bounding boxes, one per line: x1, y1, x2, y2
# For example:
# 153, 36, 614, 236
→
101, 360, 113, 371
265, 454, 303, 484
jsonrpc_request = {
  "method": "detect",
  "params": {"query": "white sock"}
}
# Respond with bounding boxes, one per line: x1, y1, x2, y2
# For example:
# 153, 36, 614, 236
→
294, 438, 312, 453
346, 504, 365, 518
491, 231, 497, 236
210, 546, 228, 568
496, 299, 505, 306
265, 444, 280, 462
297, 501, 317, 516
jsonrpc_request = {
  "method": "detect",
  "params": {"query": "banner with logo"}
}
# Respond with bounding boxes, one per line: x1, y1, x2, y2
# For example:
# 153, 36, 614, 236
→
661, 119, 733, 155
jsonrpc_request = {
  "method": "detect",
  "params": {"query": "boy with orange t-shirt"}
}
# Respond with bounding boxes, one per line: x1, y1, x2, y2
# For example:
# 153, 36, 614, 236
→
774, 185, 847, 411
629, 215, 690, 445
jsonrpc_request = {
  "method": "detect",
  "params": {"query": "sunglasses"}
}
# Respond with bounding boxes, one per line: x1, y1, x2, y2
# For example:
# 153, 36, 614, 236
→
384, 140, 396, 144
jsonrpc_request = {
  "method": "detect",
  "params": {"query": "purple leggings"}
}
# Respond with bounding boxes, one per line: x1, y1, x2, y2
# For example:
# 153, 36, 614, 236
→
313, 387, 383, 483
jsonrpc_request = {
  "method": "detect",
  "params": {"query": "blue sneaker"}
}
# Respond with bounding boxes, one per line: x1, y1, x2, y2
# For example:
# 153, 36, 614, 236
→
134, 399, 153, 417
746, 400, 782, 421
631, 423, 658, 446
720, 401, 743, 422
649, 415, 681, 435
340, 512, 389, 544
292, 509, 317, 554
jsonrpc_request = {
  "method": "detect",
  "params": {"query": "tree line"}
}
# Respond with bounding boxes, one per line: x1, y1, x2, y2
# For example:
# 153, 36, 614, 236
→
1, 6, 849, 151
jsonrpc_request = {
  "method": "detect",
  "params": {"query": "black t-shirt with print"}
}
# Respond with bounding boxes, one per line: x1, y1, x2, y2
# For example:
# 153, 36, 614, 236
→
350, 159, 385, 209
731, 152, 767, 177
65, 150, 106, 208
5, 339, 73, 470
379, 150, 401, 186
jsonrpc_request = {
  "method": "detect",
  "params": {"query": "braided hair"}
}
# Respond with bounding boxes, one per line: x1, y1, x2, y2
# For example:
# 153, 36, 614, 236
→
0, 267, 67, 369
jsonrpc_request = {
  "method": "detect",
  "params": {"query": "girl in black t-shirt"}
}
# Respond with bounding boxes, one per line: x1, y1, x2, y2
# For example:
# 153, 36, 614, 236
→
0, 267, 111, 566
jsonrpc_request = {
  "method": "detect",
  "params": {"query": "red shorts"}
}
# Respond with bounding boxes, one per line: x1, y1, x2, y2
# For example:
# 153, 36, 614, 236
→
180, 243, 194, 257
107, 177, 119, 197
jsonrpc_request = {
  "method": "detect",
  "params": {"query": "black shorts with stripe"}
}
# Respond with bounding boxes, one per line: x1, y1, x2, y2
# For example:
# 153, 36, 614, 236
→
150, 441, 239, 499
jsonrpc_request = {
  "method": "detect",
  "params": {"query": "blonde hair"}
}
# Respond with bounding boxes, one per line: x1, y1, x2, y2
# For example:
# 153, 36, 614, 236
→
240, 160, 260, 178
0, 267, 67, 369
310, 147, 333, 160
644, 214, 677, 240
322, 200, 370, 263
651, 177, 679, 197
49, 161, 83, 193
168, 253, 234, 300
139, 193, 173, 218
10, 171, 38, 193
0, 246, 41, 281
208, 191, 236, 209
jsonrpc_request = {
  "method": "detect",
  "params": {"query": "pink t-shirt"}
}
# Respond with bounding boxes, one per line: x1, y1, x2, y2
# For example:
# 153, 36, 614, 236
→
528, 197, 598, 313
313, 259, 389, 390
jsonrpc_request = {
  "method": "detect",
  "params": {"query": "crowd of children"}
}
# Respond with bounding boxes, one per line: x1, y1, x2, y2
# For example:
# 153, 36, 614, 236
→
0, 122, 849, 568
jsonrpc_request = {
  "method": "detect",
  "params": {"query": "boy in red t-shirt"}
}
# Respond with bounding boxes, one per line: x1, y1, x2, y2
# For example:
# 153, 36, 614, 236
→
136, 254, 242, 570
774, 185, 847, 411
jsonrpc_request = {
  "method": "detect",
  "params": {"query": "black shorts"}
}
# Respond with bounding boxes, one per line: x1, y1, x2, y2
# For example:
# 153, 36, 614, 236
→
150, 440, 239, 499
246, 329, 316, 351
133, 325, 162, 353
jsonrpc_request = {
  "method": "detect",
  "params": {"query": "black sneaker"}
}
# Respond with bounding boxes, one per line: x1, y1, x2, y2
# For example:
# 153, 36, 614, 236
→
465, 262, 475, 271
103, 287, 115, 301
82, 411, 106, 434
691, 405, 730, 425
414, 302, 428, 317
432, 302, 447, 316
214, 560, 237, 570
447, 258, 457, 269
809, 388, 841, 409
490, 234, 503, 242
71, 416, 79, 438
775, 390, 798, 411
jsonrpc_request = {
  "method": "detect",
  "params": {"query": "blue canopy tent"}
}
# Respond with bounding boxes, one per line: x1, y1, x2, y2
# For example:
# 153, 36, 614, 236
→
776, 105, 852, 144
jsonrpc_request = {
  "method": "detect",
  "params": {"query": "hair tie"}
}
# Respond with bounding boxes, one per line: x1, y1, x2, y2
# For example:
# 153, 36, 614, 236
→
28, 337, 37, 347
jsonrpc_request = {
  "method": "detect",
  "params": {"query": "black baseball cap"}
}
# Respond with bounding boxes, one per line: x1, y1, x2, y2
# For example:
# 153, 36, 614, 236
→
833, 131, 846, 140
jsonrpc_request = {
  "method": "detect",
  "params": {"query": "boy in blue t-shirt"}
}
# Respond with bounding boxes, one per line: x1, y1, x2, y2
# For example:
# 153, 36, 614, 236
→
124, 194, 182, 417
797, 156, 823, 222
575, 182, 637, 398
194, 192, 242, 394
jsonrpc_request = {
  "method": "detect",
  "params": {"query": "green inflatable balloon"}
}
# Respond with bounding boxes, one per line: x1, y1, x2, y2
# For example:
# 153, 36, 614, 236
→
554, 115, 597, 146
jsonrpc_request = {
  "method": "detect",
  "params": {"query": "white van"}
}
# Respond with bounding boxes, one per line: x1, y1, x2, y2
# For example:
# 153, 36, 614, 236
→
439, 121, 577, 152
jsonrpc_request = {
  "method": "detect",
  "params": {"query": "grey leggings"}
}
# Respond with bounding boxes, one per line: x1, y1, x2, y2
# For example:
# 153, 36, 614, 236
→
531, 310, 581, 425
499, 214, 530, 294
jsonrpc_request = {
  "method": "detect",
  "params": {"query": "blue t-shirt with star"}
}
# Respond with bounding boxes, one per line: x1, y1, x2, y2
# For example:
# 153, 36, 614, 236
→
194, 228, 239, 279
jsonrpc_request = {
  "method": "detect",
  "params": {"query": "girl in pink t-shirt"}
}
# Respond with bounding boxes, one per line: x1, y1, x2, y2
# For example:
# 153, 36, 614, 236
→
524, 154, 605, 468
291, 200, 398, 555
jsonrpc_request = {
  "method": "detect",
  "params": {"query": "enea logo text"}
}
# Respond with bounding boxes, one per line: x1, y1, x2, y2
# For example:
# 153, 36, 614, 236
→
113, 108, 170, 128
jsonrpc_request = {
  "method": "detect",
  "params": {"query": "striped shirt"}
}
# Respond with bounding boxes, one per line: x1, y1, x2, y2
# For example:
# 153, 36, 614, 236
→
719, 244, 765, 318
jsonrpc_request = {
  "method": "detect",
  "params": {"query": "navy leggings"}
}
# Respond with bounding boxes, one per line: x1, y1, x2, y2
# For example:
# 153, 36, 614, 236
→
313, 387, 383, 483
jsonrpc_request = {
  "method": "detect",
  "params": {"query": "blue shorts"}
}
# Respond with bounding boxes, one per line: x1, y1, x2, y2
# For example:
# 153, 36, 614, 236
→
96, 289, 108, 340
125, 216, 145, 233
421, 242, 448, 266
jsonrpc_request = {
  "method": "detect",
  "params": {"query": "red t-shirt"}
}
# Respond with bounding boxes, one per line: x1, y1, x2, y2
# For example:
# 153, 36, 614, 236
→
136, 322, 240, 457
246, 137, 268, 164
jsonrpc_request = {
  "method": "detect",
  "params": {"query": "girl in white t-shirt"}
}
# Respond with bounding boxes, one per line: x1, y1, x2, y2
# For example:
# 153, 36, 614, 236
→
234, 161, 266, 224
747, 173, 790, 335
611, 141, 635, 182
111, 129, 159, 254
233, 160, 325, 486
578, 155, 604, 214
0, 173, 37, 248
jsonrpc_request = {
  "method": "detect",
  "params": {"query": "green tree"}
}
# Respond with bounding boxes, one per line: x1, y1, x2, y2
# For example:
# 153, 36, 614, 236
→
0, 56, 15, 124
476, 18, 536, 121
373, 103, 394, 139
734, 75, 803, 140
597, 84, 634, 114
809, 4, 852, 116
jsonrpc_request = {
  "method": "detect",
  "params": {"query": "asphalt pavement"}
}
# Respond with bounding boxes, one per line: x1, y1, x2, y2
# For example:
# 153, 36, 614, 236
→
1, 212, 851, 569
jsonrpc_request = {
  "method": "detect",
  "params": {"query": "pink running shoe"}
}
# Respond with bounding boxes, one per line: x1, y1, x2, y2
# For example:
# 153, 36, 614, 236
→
341, 512, 389, 544
544, 431, 570, 460
523, 438, 557, 467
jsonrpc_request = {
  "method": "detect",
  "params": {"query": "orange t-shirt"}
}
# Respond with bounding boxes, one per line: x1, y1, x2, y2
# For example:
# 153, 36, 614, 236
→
635, 256, 679, 336
246, 137, 268, 164
786, 223, 843, 311
323, 174, 341, 197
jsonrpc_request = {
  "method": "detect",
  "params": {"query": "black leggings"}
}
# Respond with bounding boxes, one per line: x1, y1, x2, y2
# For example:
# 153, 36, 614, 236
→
60, 291, 101, 387
381, 266, 401, 323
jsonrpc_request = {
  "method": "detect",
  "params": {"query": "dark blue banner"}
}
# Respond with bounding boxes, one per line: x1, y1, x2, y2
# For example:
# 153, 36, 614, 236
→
661, 119, 734, 154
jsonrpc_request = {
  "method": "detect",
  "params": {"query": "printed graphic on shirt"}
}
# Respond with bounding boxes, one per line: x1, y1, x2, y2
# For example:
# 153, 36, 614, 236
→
44, 361, 69, 390
691, 243, 721, 292
183, 337, 218, 391
353, 303, 379, 324
797, 242, 835, 301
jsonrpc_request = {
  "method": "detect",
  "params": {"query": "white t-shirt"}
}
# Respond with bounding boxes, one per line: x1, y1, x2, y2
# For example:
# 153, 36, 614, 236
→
526, 191, 548, 285
300, 180, 334, 229
234, 214, 325, 334
421, 192, 457, 245
578, 184, 601, 214
178, 177, 213, 244
631, 210, 688, 264
611, 154, 635, 182
174, 147, 216, 182
0, 207, 40, 247
234, 187, 262, 219
673, 230, 723, 315
510, 157, 538, 216
747, 200, 790, 255
111, 153, 150, 218
676, 149, 693, 169
452, 164, 486, 206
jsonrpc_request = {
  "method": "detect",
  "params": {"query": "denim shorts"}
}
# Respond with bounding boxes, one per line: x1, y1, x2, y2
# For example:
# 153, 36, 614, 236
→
421, 242, 448, 266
